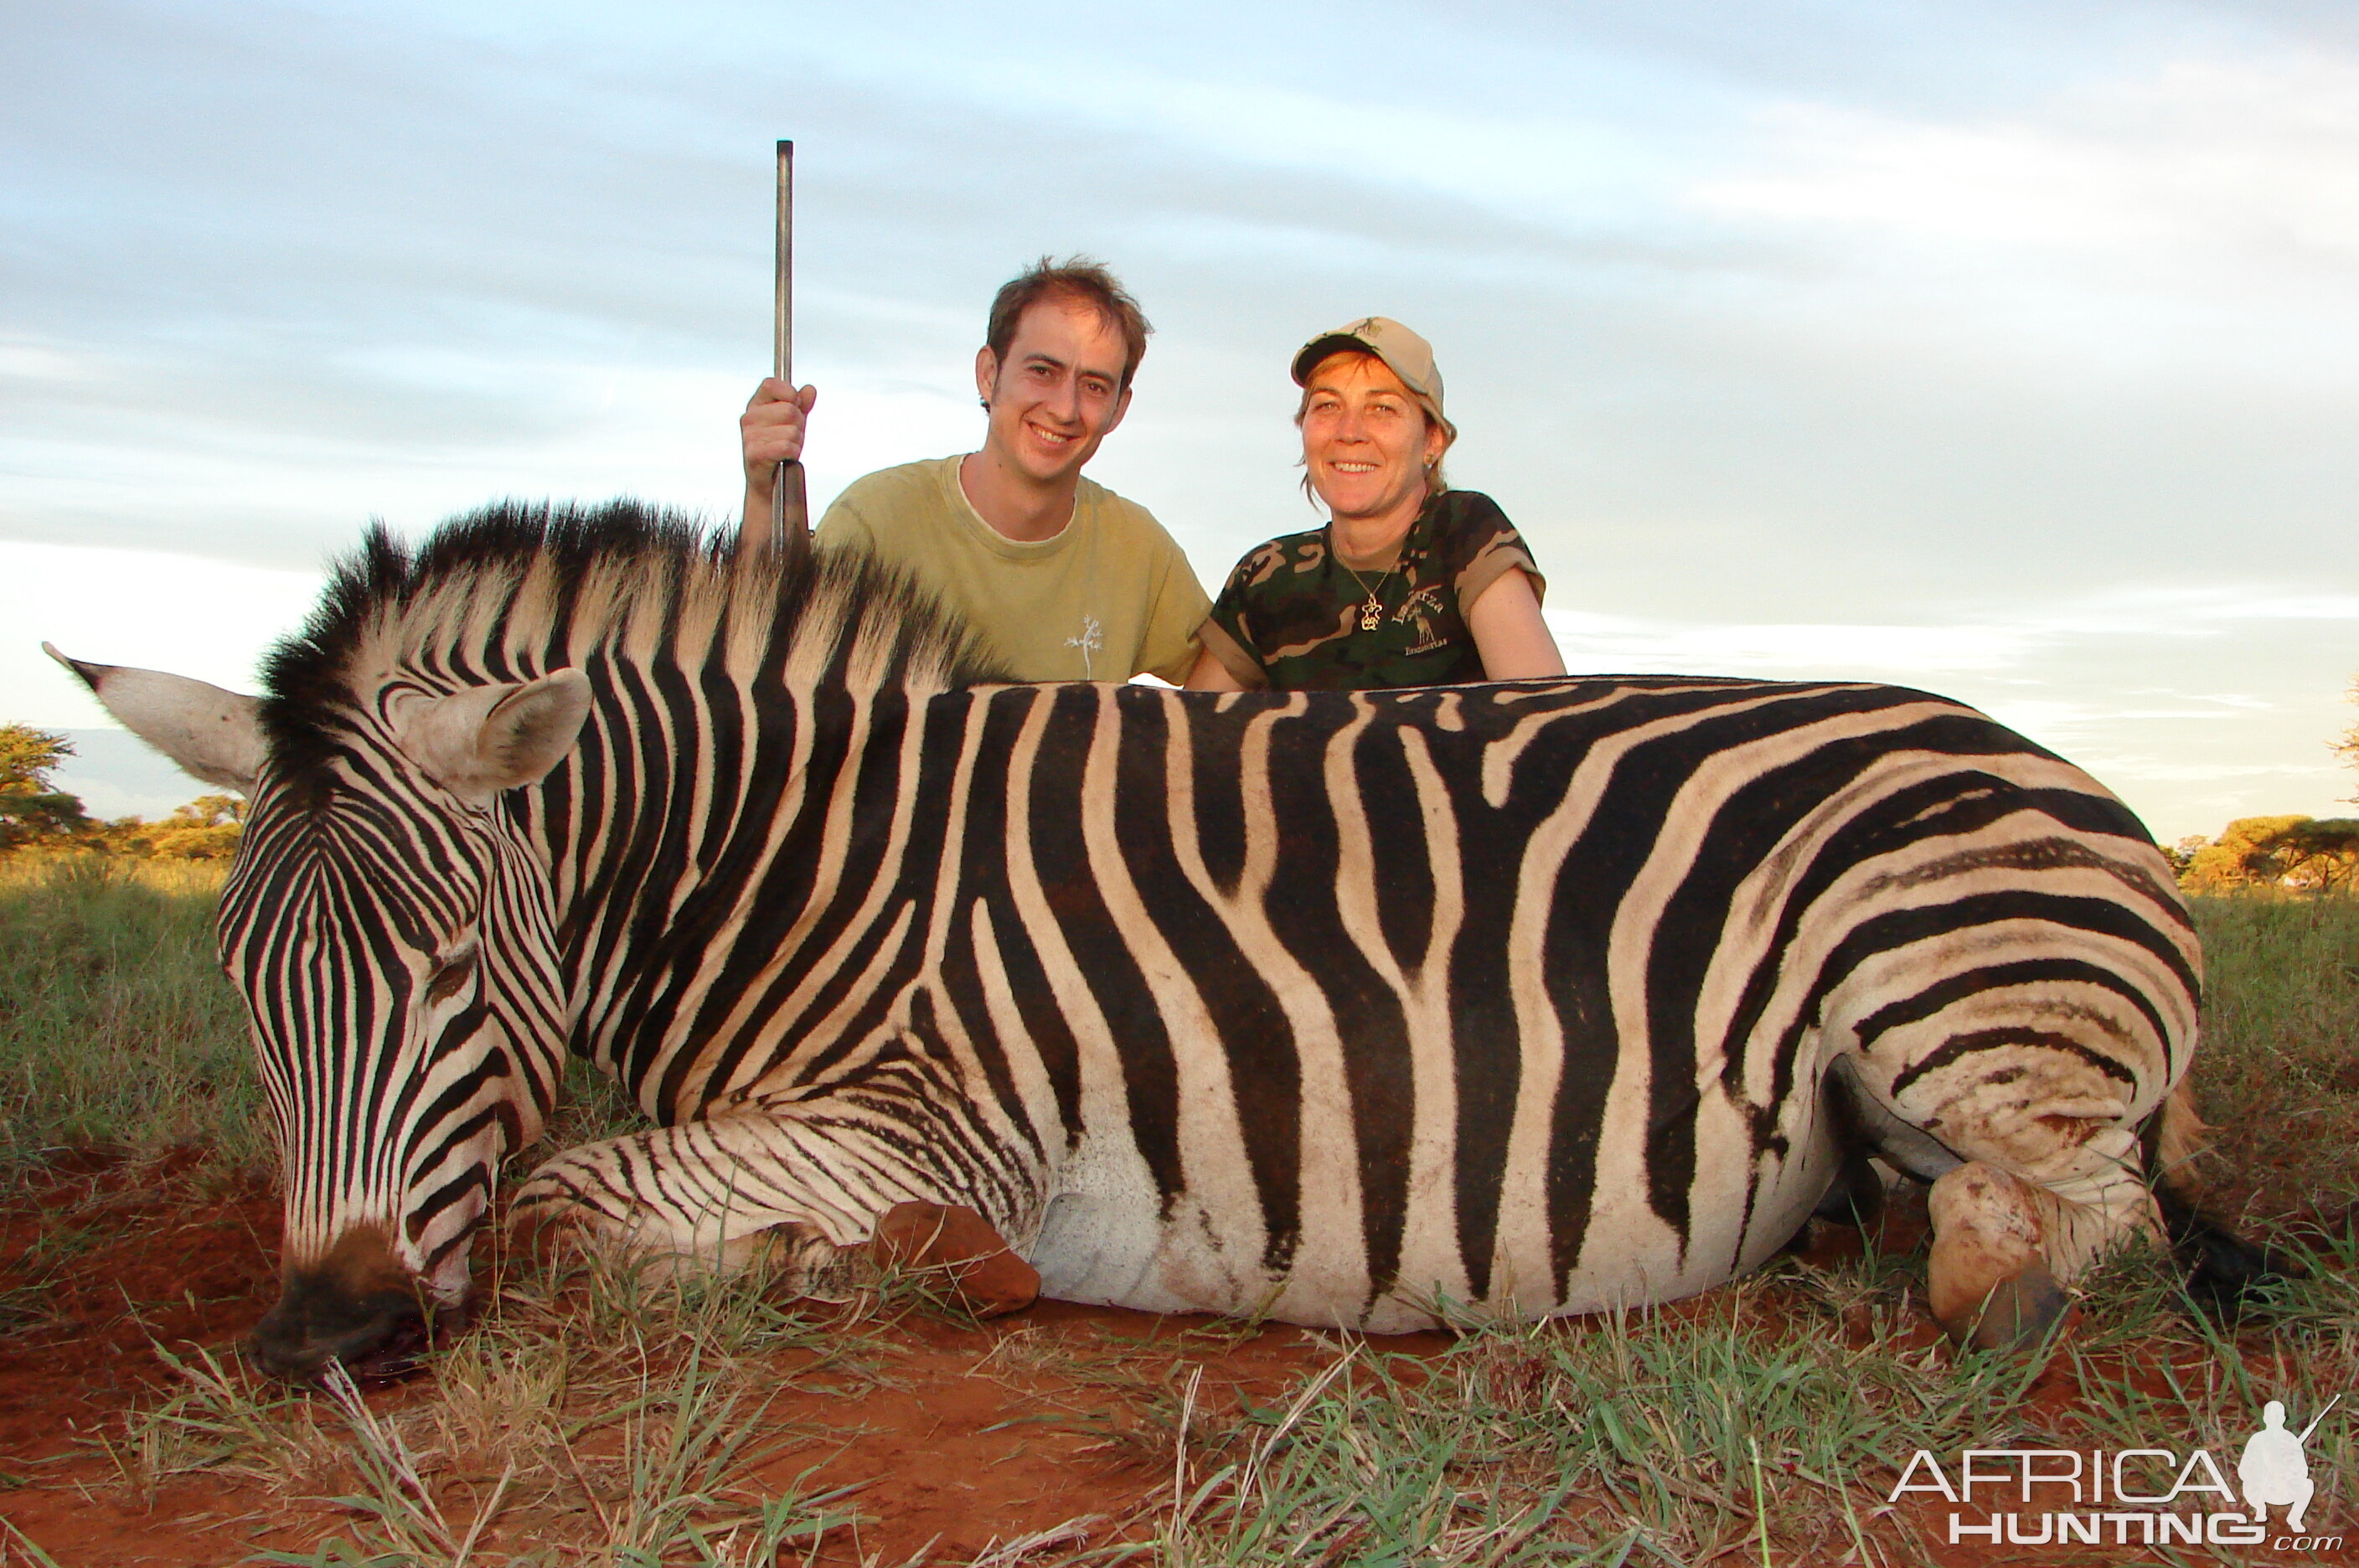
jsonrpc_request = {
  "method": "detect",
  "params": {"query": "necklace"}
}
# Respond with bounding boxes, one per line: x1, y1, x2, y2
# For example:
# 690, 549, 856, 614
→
1341, 559, 1396, 632
1330, 533, 1396, 632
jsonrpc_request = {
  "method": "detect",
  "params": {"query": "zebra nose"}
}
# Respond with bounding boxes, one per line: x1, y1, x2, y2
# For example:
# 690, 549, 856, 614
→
250, 1271, 435, 1381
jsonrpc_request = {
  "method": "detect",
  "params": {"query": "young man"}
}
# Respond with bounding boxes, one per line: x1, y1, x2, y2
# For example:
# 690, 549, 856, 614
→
740, 258, 1208, 683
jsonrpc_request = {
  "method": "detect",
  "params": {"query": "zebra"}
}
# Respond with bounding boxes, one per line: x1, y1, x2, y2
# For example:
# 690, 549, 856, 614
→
52, 499, 2242, 1378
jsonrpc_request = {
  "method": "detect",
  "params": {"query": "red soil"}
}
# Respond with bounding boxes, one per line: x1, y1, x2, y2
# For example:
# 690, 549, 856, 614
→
0, 1154, 1425, 1566
2, 1156, 2351, 1566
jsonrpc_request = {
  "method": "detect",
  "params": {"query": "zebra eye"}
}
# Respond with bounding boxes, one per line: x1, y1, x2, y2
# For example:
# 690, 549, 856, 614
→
424, 945, 479, 1004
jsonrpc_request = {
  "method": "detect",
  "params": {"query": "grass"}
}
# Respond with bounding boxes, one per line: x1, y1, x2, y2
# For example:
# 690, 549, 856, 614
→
1127, 1227, 2359, 1565
0, 854, 264, 1174
3, 862, 2356, 1565
2185, 894, 2359, 1218
98, 1251, 896, 1565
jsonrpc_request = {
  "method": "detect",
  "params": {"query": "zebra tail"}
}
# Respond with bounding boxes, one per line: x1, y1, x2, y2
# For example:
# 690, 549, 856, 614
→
2154, 1185, 2302, 1311
2145, 1083, 2303, 1312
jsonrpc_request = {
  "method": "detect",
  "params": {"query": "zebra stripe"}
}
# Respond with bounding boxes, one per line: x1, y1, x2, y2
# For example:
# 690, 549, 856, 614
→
173, 501, 2198, 1338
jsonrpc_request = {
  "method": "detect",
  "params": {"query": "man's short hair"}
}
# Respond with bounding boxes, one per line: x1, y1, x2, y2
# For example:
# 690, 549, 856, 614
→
985, 256, 1152, 391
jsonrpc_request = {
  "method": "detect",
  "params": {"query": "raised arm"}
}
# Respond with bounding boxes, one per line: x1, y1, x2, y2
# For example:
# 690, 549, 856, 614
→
738, 379, 818, 539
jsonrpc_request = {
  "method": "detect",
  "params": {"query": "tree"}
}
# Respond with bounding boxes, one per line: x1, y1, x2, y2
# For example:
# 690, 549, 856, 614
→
144, 794, 245, 859
2338, 674, 2359, 804
0, 722, 90, 849
2164, 834, 2207, 879
2181, 815, 2310, 893
98, 794, 245, 859
2274, 818, 2359, 895
2181, 814, 2359, 895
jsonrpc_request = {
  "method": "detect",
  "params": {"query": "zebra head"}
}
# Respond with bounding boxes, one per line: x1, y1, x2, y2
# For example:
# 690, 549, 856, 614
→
48, 642, 591, 1380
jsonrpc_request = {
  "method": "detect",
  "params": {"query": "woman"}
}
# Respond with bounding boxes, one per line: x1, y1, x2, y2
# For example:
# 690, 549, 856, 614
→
1186, 317, 1565, 691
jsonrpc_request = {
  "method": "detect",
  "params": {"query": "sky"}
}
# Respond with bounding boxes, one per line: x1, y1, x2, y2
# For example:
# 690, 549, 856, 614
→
3, 0, 2355, 840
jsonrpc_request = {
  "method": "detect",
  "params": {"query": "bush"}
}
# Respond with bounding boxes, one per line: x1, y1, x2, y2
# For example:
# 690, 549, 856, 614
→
93, 795, 246, 859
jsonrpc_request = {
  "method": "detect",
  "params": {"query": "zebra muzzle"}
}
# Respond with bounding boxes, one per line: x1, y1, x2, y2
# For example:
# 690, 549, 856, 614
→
250, 1226, 462, 1381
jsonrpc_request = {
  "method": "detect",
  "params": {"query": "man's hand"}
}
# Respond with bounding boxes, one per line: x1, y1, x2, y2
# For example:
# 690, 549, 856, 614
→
741, 379, 818, 532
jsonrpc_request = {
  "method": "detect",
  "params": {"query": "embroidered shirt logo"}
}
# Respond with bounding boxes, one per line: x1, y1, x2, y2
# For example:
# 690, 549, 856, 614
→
1066, 614, 1105, 678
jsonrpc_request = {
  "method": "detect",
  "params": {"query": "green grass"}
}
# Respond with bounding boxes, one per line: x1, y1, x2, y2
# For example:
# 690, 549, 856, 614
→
1132, 1225, 2359, 1565
2186, 893, 2359, 1216
0, 854, 264, 1174
0, 853, 645, 1183
5, 860, 2357, 1565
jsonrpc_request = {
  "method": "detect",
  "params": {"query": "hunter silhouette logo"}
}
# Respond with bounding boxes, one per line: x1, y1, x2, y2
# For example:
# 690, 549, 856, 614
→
2241, 1396, 2337, 1534
1890, 1394, 2343, 1551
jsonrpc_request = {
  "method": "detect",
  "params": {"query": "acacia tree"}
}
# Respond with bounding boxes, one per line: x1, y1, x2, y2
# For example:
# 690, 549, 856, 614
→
2181, 815, 2309, 892
2182, 813, 2359, 895
107, 793, 245, 859
2339, 674, 2359, 803
2275, 818, 2359, 895
0, 723, 89, 849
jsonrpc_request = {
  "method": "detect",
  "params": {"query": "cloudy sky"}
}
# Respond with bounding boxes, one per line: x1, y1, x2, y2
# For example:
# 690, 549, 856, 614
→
4, 0, 2354, 838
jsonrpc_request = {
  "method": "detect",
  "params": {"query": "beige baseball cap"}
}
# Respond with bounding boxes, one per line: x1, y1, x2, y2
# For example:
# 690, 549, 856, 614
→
1291, 317, 1454, 441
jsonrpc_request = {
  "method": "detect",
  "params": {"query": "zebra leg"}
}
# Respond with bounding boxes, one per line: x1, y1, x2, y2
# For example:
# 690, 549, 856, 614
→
867, 1200, 1041, 1316
1923, 1107, 2163, 1349
2145, 1081, 2293, 1309
1926, 1162, 2073, 1349
1830, 1050, 2165, 1349
508, 1086, 1045, 1315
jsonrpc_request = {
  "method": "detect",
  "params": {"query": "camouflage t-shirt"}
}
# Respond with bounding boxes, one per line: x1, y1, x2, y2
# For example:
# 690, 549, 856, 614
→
1200, 491, 1546, 690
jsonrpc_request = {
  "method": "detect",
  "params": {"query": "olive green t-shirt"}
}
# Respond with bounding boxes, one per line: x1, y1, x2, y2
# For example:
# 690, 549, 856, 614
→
816, 456, 1210, 683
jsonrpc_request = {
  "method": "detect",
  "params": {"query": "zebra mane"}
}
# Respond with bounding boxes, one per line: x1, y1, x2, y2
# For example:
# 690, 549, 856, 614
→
259, 498, 1009, 792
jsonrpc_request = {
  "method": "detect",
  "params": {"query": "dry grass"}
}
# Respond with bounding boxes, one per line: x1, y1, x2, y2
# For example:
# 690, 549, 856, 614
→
2185, 893, 2359, 1220
95, 1251, 901, 1565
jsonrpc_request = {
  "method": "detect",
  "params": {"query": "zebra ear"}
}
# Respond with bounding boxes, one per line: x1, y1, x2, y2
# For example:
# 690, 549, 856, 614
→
44, 642, 263, 794
394, 671, 592, 802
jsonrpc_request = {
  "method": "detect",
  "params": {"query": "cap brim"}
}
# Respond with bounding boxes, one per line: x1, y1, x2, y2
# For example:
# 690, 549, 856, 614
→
1291, 333, 1376, 386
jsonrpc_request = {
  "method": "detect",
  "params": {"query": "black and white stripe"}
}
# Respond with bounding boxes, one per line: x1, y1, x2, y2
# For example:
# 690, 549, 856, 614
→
217, 500, 2197, 1330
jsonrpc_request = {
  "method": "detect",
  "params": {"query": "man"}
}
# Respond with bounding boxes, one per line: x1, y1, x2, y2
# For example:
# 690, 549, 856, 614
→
740, 258, 1209, 683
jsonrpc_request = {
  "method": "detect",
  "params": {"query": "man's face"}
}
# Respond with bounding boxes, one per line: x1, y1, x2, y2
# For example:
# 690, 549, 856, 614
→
974, 296, 1133, 485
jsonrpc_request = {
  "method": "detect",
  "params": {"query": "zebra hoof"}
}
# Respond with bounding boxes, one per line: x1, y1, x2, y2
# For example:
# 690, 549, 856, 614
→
1928, 1160, 2072, 1351
867, 1202, 1040, 1318
1942, 1261, 2068, 1352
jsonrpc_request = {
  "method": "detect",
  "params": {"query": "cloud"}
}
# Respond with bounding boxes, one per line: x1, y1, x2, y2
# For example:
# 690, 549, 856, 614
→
3, 0, 2354, 848
1546, 612, 2036, 677
1544, 579, 2359, 684
1687, 48, 2359, 374
1696, 53, 2359, 252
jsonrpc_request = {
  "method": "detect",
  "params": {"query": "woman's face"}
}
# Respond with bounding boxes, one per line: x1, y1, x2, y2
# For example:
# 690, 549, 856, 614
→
1300, 353, 1446, 526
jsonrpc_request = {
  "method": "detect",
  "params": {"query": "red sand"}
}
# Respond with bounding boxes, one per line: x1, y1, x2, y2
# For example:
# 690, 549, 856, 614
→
3, 1154, 2352, 1566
